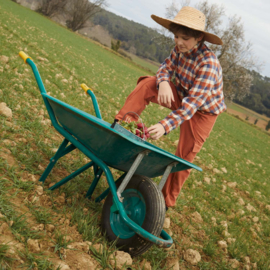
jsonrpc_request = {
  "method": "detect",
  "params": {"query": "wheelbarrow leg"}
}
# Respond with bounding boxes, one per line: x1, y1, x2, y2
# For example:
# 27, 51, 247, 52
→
86, 167, 103, 199
49, 161, 94, 190
39, 138, 69, 183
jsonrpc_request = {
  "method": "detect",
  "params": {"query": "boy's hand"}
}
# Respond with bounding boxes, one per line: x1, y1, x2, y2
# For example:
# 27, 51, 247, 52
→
148, 123, 165, 140
158, 81, 175, 108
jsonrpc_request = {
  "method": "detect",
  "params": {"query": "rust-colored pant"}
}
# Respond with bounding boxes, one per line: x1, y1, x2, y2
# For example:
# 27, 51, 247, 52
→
116, 76, 218, 207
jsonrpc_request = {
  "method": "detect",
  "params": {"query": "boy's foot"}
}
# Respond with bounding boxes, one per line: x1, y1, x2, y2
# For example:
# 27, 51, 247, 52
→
166, 206, 168, 211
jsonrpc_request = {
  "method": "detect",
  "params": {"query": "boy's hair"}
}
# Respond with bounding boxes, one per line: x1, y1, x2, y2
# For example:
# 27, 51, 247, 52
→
169, 23, 205, 42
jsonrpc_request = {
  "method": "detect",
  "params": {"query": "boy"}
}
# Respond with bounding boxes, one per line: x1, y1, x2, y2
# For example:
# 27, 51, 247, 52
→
114, 6, 226, 209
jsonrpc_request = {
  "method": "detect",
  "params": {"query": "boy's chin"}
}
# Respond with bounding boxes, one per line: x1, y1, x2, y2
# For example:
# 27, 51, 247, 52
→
178, 46, 188, 52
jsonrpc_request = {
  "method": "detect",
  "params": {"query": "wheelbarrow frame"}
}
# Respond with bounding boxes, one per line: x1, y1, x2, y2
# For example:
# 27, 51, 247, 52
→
19, 51, 202, 248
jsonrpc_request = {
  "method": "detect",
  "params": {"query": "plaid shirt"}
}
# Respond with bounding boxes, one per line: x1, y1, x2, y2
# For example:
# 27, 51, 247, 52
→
156, 43, 226, 134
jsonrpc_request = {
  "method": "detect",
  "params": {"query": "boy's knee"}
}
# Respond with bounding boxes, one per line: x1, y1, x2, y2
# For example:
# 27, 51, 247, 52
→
137, 76, 156, 86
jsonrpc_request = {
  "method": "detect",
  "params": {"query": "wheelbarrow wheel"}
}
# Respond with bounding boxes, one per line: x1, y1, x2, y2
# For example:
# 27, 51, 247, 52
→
101, 175, 166, 257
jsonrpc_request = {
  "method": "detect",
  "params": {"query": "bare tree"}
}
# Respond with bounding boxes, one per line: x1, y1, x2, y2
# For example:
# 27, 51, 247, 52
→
37, 0, 66, 17
65, 0, 107, 32
154, 0, 263, 100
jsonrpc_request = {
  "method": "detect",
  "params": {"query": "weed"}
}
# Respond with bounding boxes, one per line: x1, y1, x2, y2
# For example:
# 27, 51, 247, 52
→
0, 243, 14, 270
51, 230, 73, 259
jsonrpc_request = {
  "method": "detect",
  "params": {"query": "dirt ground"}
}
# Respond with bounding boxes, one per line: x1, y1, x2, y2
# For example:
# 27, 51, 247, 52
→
226, 108, 269, 131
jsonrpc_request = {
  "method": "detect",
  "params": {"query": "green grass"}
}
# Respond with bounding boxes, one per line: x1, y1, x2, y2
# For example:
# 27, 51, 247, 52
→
0, 0, 270, 268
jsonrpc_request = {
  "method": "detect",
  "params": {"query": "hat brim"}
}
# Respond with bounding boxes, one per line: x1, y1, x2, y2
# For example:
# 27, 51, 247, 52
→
151, 14, 223, 45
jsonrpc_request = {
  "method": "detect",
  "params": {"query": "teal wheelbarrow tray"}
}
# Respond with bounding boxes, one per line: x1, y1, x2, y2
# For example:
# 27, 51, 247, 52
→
19, 52, 202, 256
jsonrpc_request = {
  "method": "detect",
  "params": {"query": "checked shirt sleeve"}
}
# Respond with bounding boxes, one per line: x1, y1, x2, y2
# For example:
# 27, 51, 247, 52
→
156, 46, 179, 87
159, 60, 219, 134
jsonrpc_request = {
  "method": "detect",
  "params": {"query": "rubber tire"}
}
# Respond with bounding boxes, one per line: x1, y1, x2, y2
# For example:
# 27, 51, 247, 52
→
101, 175, 166, 257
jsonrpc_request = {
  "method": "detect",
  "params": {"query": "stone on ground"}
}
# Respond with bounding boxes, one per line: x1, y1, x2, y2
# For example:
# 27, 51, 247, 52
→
183, 249, 201, 265
0, 103, 12, 119
109, 251, 133, 270
163, 217, 170, 229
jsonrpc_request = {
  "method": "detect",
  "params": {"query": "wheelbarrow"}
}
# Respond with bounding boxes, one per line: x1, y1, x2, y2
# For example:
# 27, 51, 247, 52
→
19, 51, 202, 257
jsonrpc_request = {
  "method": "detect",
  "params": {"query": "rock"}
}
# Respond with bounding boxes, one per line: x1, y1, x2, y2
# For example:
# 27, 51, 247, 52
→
238, 198, 245, 206
251, 262, 257, 269
167, 228, 173, 237
3, 139, 16, 146
164, 243, 175, 252
0, 103, 12, 119
252, 217, 259, 223
243, 256, 250, 264
35, 186, 43, 196
246, 203, 256, 212
184, 249, 201, 265
222, 185, 227, 192
229, 259, 240, 269
221, 167, 227, 173
227, 182, 237, 188
220, 221, 228, 229
194, 181, 202, 186
165, 258, 179, 270
163, 217, 170, 229
45, 224, 55, 233
211, 217, 217, 226
227, 238, 236, 245
55, 196, 65, 205
203, 177, 211, 184
27, 239, 40, 252
255, 191, 261, 196
0, 223, 9, 234
191, 212, 203, 223
25, 174, 37, 182
222, 230, 231, 237
218, 241, 227, 252
109, 251, 133, 270
54, 261, 71, 270
67, 242, 91, 253
213, 168, 221, 174
61, 79, 68, 84
139, 259, 152, 270
265, 205, 270, 211
0, 55, 9, 63
174, 140, 179, 146
32, 224, 44, 231
237, 209, 245, 216
244, 265, 251, 270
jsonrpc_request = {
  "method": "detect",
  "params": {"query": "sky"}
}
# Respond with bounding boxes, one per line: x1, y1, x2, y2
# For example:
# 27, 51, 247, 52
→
106, 0, 270, 77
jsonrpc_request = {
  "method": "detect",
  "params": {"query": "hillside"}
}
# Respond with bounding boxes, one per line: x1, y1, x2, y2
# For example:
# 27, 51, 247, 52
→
1, 1, 270, 269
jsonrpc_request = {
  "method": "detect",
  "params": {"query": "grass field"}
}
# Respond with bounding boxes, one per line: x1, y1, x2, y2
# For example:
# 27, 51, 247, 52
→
1, 1, 270, 269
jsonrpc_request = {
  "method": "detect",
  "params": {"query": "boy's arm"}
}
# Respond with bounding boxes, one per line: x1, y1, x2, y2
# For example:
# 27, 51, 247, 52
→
159, 59, 221, 134
156, 46, 179, 87
156, 46, 179, 107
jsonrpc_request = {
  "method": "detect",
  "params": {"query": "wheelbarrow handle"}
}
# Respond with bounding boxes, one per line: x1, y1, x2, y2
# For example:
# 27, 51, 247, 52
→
80, 83, 102, 119
19, 51, 32, 64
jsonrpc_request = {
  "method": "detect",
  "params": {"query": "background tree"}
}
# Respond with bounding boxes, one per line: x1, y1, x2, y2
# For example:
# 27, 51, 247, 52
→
154, 0, 262, 100
66, 0, 107, 32
37, 0, 66, 17
111, 40, 121, 52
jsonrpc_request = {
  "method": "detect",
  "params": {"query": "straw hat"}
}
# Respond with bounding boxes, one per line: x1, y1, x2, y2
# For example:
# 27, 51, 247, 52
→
151, 6, 223, 45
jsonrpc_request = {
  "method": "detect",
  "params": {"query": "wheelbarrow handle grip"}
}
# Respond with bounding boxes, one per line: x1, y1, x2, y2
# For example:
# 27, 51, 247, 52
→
19, 51, 32, 64
81, 83, 93, 94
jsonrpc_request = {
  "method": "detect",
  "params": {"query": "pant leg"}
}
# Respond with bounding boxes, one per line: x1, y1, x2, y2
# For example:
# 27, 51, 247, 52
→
162, 111, 218, 207
115, 76, 181, 121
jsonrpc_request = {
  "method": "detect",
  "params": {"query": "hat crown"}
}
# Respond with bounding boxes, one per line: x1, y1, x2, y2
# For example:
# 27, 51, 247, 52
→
173, 6, 206, 31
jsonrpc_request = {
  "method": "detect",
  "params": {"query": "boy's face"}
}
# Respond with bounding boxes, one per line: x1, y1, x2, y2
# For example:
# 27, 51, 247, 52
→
174, 31, 203, 53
